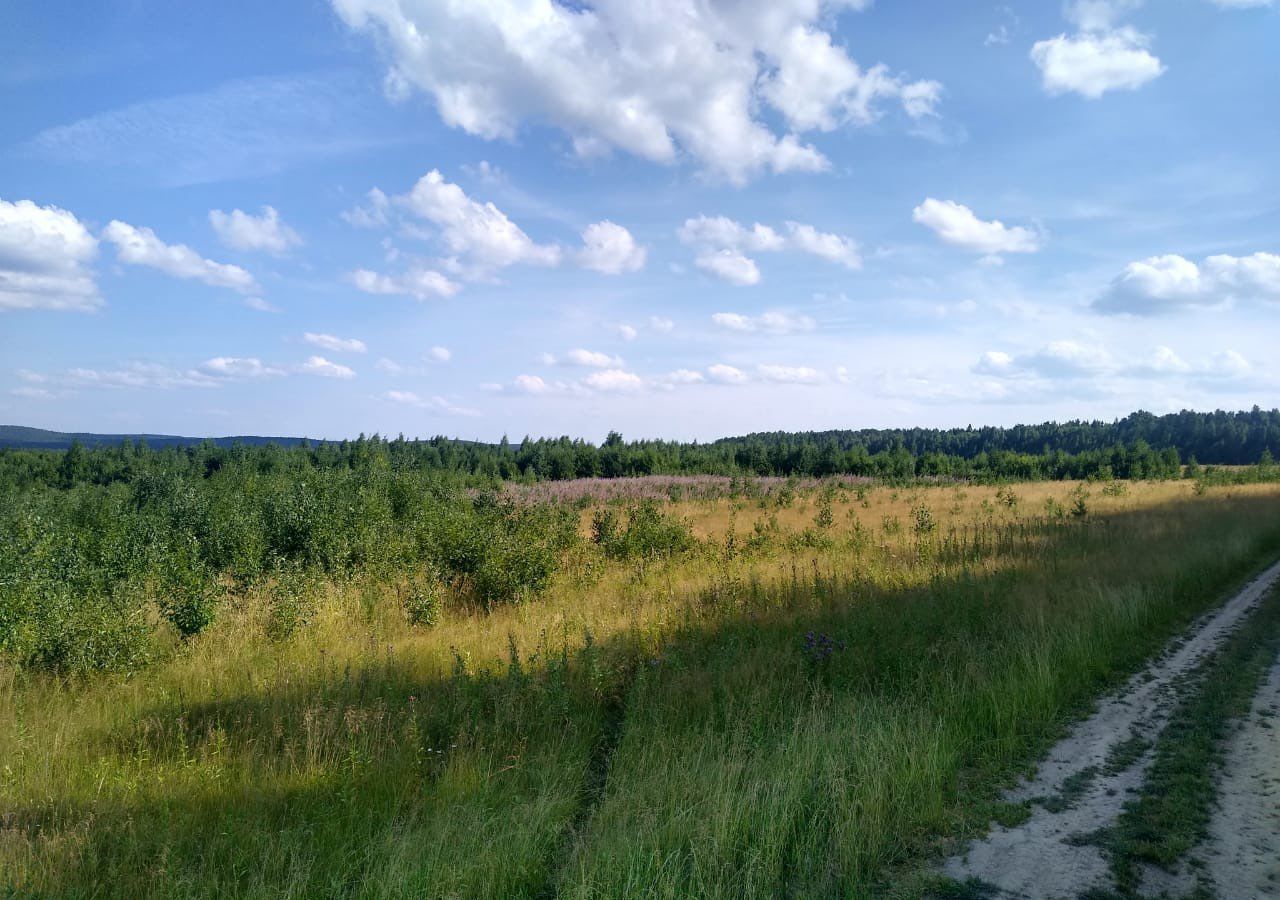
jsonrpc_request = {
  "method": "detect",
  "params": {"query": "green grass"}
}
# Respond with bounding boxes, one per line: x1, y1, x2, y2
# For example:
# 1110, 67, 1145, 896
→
4, 485, 1280, 898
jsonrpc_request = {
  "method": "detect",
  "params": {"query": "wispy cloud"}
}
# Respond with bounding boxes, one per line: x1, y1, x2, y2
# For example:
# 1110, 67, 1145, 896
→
24, 72, 402, 186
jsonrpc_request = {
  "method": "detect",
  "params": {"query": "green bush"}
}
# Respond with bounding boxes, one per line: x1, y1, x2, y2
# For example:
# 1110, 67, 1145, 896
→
600, 500, 695, 560
403, 573, 443, 627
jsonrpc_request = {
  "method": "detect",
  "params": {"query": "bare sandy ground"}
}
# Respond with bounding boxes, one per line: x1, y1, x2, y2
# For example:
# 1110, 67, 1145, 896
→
940, 559, 1280, 899
1204, 655, 1280, 899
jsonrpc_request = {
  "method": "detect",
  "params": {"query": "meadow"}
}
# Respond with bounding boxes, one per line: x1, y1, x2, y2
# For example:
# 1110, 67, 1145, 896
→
4, 449, 1280, 897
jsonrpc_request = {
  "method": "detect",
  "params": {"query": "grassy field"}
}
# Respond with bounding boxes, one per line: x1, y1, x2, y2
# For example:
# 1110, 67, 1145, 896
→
4, 479, 1280, 898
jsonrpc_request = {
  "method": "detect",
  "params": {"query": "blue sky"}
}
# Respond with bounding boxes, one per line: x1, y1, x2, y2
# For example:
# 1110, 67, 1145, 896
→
2, 0, 1277, 442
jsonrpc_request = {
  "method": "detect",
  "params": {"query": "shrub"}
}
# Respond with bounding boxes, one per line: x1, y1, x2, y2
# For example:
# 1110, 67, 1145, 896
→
159, 560, 220, 637
403, 573, 443, 627
265, 561, 319, 641
599, 501, 694, 560
911, 503, 937, 536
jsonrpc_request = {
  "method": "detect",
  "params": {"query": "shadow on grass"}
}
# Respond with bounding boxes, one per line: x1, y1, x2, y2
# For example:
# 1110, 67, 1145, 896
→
9, 494, 1280, 899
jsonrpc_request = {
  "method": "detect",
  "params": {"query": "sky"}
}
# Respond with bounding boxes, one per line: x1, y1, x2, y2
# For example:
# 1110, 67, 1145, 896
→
1, 0, 1278, 443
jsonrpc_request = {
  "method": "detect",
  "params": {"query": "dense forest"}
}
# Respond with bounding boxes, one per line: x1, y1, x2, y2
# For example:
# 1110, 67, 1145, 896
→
3, 407, 1277, 492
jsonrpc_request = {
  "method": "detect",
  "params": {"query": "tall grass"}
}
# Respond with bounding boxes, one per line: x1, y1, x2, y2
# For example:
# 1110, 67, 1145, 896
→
3, 482, 1280, 897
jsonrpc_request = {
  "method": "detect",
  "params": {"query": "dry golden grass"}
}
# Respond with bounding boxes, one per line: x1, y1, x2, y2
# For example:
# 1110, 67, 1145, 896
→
5, 479, 1280, 898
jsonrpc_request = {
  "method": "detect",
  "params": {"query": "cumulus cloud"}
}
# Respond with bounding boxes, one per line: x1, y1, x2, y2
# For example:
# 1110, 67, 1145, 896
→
1093, 251, 1280, 315
1031, 3, 1163, 98
0, 198, 101, 311
353, 170, 645, 285
513, 374, 552, 394
679, 214, 859, 284
304, 332, 367, 353
542, 348, 625, 368
582, 368, 644, 392
784, 222, 861, 268
975, 340, 1266, 393
384, 390, 477, 416
975, 340, 1112, 378
696, 250, 761, 286
399, 169, 561, 272
711, 310, 816, 334
209, 205, 301, 254
332, 0, 941, 184
578, 221, 646, 274
1031, 28, 1163, 98
757, 364, 824, 384
342, 188, 390, 228
20, 362, 219, 391
616, 324, 639, 341
298, 356, 355, 379
912, 199, 1042, 257
707, 363, 749, 385
199, 357, 286, 378
648, 316, 675, 334
428, 345, 451, 362
350, 267, 459, 300
661, 368, 705, 386
102, 220, 257, 293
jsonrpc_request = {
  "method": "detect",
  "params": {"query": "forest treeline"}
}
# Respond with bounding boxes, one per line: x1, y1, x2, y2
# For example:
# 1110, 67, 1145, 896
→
3, 407, 1278, 492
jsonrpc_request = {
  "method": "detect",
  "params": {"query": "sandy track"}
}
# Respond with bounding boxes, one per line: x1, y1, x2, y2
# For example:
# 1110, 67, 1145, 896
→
1204, 655, 1280, 899
940, 559, 1280, 899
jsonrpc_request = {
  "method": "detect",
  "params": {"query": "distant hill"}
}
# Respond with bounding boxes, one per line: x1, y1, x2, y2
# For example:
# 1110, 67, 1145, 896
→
0, 425, 310, 450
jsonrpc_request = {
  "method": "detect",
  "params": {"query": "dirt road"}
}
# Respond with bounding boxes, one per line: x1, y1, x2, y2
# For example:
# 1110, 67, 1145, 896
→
939, 560, 1280, 899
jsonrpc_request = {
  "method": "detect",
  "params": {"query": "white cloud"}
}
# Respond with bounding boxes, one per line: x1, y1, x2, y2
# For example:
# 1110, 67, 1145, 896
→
582, 368, 644, 392
707, 363, 748, 385
25, 362, 219, 391
578, 221, 646, 274
398, 169, 560, 272
711, 310, 816, 334
1134, 345, 1192, 375
784, 222, 861, 268
695, 250, 761, 286
1204, 252, 1280, 296
912, 199, 1042, 256
350, 267, 459, 300
680, 214, 859, 283
342, 188, 390, 228
513, 374, 551, 394
971, 340, 1267, 394
298, 356, 355, 379
757, 364, 824, 384
199, 357, 286, 378
209, 205, 301, 254
975, 340, 1112, 378
243, 296, 279, 313
428, 345, 451, 362
332, 0, 940, 184
1094, 252, 1280, 314
560, 348, 624, 368
304, 332, 367, 354
384, 390, 477, 416
662, 368, 705, 385
0, 198, 101, 311
1031, 25, 1164, 98
1064, 0, 1143, 31
102, 220, 257, 293
648, 316, 674, 334
679, 216, 785, 252
617, 323, 639, 341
